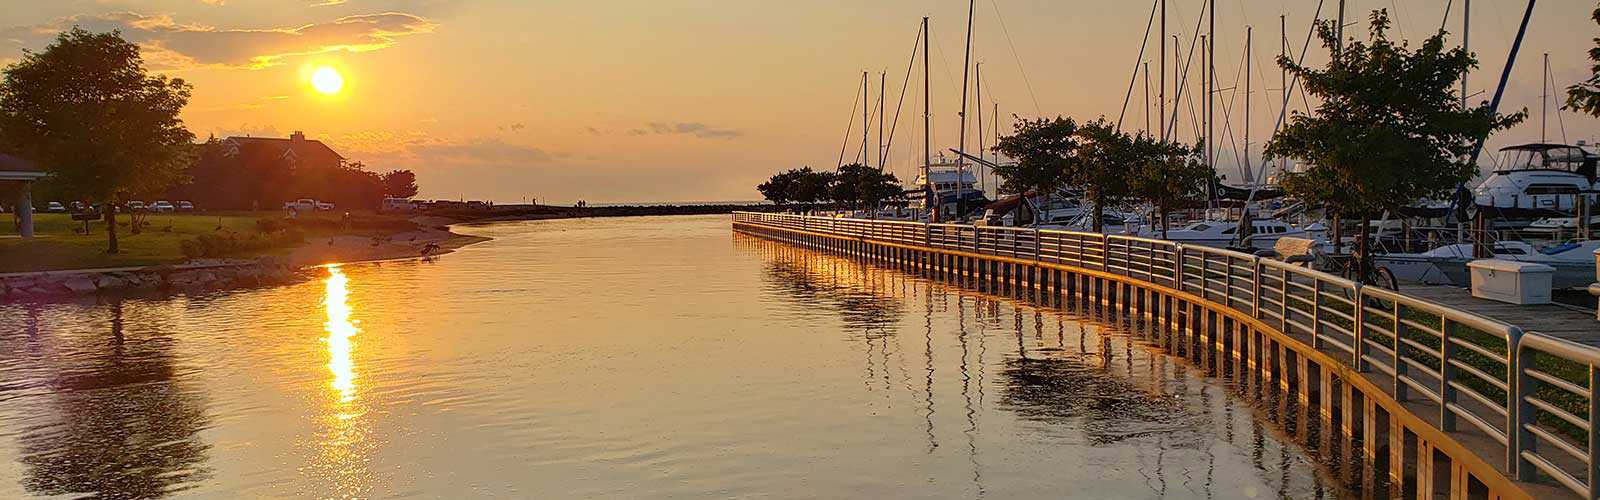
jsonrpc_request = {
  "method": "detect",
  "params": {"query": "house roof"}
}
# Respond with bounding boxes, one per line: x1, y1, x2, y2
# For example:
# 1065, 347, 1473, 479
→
0, 150, 40, 173
224, 135, 345, 164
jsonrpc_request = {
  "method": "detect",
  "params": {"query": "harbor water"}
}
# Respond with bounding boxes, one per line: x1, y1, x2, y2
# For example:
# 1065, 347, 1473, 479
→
0, 215, 1343, 499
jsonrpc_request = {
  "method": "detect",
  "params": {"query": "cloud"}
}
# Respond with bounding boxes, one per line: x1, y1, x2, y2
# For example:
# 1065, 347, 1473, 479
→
323, 132, 558, 170
411, 139, 555, 165
642, 121, 741, 139
4, 11, 435, 70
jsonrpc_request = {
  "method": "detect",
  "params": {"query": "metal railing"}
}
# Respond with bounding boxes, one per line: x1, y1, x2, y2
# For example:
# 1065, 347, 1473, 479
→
733, 211, 1600, 498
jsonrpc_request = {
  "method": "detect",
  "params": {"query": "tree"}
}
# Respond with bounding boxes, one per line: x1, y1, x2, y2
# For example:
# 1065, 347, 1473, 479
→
830, 163, 904, 211
1068, 119, 1138, 232
993, 117, 1079, 195
1129, 138, 1211, 239
380, 169, 419, 199
1264, 10, 1524, 281
0, 28, 195, 253
1567, 5, 1600, 116
758, 168, 804, 206
792, 168, 836, 210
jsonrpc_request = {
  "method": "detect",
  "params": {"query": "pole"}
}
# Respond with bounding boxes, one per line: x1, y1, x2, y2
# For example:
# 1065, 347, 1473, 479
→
977, 62, 986, 196
1144, 61, 1152, 136
1281, 15, 1288, 177
863, 71, 869, 167
924, 16, 933, 222
1245, 26, 1252, 187
1336, 0, 1346, 56
958, 0, 976, 219
1208, 0, 1215, 171
880, 71, 886, 170
1201, 34, 1208, 167
1542, 52, 1549, 143
1462, 0, 1470, 111
1468, 0, 1535, 168
1160, 0, 1166, 141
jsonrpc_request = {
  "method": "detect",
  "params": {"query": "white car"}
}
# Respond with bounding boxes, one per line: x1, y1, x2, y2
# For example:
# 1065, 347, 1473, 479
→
44, 202, 66, 213
284, 199, 334, 211
150, 200, 175, 213
126, 201, 147, 212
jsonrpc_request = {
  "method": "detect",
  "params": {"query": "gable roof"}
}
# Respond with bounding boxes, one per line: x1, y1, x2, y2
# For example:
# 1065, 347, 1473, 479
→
224, 134, 345, 165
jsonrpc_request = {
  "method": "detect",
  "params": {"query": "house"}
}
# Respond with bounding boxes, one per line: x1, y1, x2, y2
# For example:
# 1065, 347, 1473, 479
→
0, 151, 47, 238
221, 131, 345, 170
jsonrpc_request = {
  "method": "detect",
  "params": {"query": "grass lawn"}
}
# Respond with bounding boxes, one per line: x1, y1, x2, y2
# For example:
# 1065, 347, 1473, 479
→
0, 211, 380, 273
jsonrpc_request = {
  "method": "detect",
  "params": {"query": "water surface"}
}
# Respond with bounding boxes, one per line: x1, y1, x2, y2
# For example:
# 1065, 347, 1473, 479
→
0, 215, 1338, 499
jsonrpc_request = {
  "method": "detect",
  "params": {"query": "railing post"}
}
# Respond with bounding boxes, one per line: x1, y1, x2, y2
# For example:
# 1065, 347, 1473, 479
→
1252, 260, 1263, 319
1175, 244, 1186, 294
1511, 327, 1534, 480
1311, 278, 1322, 349
1353, 283, 1367, 372
1223, 256, 1233, 309
1034, 229, 1042, 262
1280, 267, 1290, 334
1394, 300, 1408, 402
1589, 363, 1600, 500
1440, 319, 1458, 432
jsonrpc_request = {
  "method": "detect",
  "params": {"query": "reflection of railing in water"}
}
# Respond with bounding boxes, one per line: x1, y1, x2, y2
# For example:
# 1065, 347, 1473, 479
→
738, 234, 1345, 497
732, 211, 1595, 499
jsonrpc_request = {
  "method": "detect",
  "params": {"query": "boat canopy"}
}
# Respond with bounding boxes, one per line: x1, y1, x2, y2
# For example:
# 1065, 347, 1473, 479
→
1495, 143, 1596, 181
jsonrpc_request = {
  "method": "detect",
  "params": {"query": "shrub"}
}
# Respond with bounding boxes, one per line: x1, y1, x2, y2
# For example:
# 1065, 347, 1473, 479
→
180, 228, 304, 259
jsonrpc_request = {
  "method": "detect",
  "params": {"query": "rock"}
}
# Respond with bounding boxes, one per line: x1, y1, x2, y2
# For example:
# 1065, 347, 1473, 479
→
62, 276, 98, 293
95, 275, 128, 290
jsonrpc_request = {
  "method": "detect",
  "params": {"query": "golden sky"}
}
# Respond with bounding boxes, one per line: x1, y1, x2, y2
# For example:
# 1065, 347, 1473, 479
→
1, 0, 1596, 204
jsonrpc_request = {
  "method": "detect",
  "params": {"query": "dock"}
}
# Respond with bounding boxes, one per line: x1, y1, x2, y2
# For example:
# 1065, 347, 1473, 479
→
1402, 285, 1600, 345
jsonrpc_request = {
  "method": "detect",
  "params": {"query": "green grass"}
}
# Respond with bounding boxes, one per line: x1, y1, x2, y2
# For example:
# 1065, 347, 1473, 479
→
0, 211, 412, 273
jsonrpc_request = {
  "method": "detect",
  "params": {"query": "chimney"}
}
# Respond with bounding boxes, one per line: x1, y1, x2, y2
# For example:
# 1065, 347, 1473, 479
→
290, 131, 305, 142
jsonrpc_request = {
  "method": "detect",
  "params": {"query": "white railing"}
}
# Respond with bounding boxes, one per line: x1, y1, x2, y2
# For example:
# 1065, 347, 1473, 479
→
733, 211, 1600, 498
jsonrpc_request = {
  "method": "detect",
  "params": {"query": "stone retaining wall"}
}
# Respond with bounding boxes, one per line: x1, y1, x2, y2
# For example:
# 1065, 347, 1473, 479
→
1, 257, 303, 299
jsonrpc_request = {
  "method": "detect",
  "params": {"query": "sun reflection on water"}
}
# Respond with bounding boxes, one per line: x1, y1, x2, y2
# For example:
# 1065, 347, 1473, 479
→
315, 265, 374, 496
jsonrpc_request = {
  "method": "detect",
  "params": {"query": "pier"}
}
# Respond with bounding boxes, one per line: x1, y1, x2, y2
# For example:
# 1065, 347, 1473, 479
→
733, 211, 1600, 500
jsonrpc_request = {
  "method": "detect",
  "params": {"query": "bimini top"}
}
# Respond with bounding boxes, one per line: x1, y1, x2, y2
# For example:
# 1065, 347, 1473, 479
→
1493, 143, 1595, 175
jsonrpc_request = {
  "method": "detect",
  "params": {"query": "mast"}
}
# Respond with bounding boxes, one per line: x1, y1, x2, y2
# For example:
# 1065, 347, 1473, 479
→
1462, 0, 1470, 111
1208, 0, 1215, 173
1245, 26, 1252, 187
1336, 0, 1346, 56
959, 0, 975, 218
1160, 0, 1166, 141
863, 71, 869, 167
993, 101, 1000, 192
923, 16, 933, 222
1144, 61, 1152, 136
879, 71, 886, 169
1281, 15, 1288, 177
977, 62, 985, 195
1201, 34, 1208, 168
1468, 0, 1536, 167
1542, 52, 1549, 143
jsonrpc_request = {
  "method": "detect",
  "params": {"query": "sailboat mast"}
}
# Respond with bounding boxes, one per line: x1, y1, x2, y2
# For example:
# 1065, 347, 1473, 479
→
879, 71, 886, 170
863, 71, 869, 167
1281, 15, 1288, 177
1144, 62, 1152, 136
1245, 26, 1252, 187
1160, 0, 1166, 141
977, 62, 985, 195
923, 16, 933, 222
1462, 0, 1470, 111
1336, 0, 1346, 55
958, 0, 976, 218
1201, 34, 1208, 168
1543, 52, 1549, 143
1208, 0, 1215, 172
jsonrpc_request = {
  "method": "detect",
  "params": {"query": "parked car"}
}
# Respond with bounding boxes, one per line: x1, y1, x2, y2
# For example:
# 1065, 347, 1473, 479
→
382, 197, 418, 211
150, 201, 175, 213
284, 199, 335, 211
176, 201, 194, 211
126, 201, 147, 212
44, 202, 66, 213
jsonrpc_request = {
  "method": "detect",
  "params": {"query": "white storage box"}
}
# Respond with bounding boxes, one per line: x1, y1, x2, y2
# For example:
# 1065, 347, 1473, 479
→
1468, 259, 1554, 305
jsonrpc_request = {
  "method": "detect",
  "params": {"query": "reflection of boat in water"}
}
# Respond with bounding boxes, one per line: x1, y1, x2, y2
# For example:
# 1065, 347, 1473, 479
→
1376, 240, 1600, 289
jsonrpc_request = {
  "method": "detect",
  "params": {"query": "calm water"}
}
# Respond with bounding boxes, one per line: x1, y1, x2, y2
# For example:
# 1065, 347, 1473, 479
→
0, 215, 1341, 499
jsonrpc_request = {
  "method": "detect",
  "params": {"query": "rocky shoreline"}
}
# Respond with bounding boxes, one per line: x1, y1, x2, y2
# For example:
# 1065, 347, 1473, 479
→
1, 226, 487, 300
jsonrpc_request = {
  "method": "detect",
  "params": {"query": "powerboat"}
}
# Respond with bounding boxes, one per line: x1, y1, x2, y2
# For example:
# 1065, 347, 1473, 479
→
911, 156, 989, 221
1474, 143, 1598, 217
1136, 219, 1324, 250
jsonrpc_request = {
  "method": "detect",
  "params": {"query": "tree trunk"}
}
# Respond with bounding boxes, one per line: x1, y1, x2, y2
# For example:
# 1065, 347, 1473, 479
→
104, 202, 119, 254
1092, 194, 1105, 233
1158, 201, 1169, 239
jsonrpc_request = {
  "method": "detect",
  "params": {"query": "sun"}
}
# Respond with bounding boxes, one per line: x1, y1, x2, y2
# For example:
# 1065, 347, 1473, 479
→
311, 66, 344, 95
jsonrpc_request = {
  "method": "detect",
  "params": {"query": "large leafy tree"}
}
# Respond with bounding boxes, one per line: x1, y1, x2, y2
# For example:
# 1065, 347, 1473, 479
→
757, 167, 835, 211
993, 117, 1078, 195
1069, 119, 1138, 232
1567, 5, 1600, 116
0, 28, 196, 253
1264, 10, 1523, 278
1129, 138, 1211, 239
830, 163, 903, 211
380, 169, 420, 199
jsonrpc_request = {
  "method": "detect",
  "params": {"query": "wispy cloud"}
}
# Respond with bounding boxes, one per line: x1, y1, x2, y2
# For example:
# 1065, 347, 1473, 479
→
3, 11, 435, 70
643, 121, 741, 139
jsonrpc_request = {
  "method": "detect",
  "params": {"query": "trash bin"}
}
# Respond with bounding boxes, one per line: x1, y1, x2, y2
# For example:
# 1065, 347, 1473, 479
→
1468, 259, 1554, 305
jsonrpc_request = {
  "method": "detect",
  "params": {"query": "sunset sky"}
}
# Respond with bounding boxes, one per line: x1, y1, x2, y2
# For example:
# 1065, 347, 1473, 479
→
1, 0, 1596, 204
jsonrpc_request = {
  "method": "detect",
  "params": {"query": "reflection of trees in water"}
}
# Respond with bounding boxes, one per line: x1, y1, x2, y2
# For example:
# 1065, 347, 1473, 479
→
753, 240, 905, 334
16, 300, 211, 500
998, 346, 1209, 449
